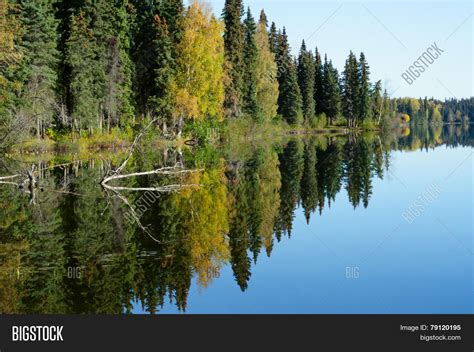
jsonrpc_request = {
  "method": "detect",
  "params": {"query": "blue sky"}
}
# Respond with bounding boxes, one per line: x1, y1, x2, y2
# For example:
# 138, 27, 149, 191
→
206, 1, 473, 100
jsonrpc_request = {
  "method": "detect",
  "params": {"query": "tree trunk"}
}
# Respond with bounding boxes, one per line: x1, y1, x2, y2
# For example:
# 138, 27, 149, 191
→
177, 116, 184, 137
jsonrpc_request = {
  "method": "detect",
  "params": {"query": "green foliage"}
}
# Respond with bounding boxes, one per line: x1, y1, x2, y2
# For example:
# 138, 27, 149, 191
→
20, 0, 60, 137
297, 41, 315, 124
357, 52, 371, 121
309, 113, 328, 129
222, 0, 245, 117
321, 56, 341, 125
255, 10, 278, 122
268, 21, 278, 55
149, 15, 176, 127
301, 138, 318, 222
3, 0, 470, 154
314, 47, 323, 114
275, 28, 303, 125
243, 7, 258, 118
342, 51, 359, 127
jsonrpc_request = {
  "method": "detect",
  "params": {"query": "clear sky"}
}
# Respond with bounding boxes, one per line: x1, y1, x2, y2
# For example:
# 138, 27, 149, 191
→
206, 0, 473, 100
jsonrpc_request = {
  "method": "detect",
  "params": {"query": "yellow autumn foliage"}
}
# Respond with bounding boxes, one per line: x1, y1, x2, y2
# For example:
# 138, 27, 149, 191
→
175, 0, 225, 122
174, 160, 230, 287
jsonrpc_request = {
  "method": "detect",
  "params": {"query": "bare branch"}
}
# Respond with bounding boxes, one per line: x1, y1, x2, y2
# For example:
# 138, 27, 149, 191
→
100, 166, 203, 186
110, 118, 159, 177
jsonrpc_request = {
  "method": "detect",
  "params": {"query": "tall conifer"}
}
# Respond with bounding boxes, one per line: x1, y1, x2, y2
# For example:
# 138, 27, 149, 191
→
243, 7, 258, 118
222, 0, 245, 117
297, 40, 315, 124
276, 28, 302, 125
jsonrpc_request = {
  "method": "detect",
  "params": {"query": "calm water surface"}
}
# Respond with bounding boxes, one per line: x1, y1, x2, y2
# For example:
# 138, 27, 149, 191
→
0, 125, 472, 314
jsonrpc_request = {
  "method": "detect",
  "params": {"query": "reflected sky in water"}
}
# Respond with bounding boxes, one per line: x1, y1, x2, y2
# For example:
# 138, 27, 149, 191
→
155, 145, 472, 313
1, 125, 472, 314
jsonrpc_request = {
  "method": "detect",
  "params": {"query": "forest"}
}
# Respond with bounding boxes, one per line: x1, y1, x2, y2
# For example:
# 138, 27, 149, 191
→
0, 0, 472, 153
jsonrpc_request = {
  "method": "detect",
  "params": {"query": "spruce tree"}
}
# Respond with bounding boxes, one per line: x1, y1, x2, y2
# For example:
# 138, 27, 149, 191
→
151, 1, 184, 132
268, 21, 278, 55
65, 0, 135, 133
342, 51, 359, 127
276, 28, 303, 125
371, 80, 382, 122
66, 9, 103, 132
54, 0, 82, 118
130, 0, 183, 122
321, 57, 341, 125
0, 0, 25, 148
150, 15, 176, 130
243, 7, 258, 118
301, 139, 318, 223
297, 40, 315, 124
20, 0, 60, 137
358, 52, 371, 121
255, 10, 279, 121
314, 47, 323, 114
130, 0, 160, 117
96, 0, 135, 128
160, 0, 184, 45
222, 0, 245, 117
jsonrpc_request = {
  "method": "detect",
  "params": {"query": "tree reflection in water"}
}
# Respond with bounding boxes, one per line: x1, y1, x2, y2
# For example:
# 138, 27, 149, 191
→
0, 124, 471, 313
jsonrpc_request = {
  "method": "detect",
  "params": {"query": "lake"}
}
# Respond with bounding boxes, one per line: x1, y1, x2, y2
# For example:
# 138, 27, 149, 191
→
0, 124, 472, 314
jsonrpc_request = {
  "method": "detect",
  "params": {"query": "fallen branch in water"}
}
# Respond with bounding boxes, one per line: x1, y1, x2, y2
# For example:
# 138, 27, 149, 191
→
0, 180, 20, 186
107, 188, 162, 244
100, 166, 203, 187
104, 118, 159, 181
101, 183, 201, 192
0, 174, 20, 181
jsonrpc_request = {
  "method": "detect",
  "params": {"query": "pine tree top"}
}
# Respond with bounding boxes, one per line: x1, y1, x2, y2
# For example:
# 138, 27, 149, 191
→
259, 9, 267, 26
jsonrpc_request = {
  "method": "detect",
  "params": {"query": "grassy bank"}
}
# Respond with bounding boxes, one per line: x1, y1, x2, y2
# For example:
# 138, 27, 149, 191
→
7, 117, 384, 157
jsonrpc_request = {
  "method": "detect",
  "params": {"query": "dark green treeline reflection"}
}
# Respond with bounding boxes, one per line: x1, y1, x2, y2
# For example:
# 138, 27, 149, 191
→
0, 125, 471, 313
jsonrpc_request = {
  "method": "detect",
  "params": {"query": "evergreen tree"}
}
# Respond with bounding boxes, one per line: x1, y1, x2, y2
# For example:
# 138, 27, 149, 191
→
277, 139, 304, 236
255, 10, 278, 121
371, 80, 382, 123
130, 0, 157, 116
54, 0, 82, 121
66, 9, 103, 132
97, 0, 135, 129
130, 0, 183, 123
159, 0, 184, 45
342, 51, 359, 128
222, 0, 245, 117
20, 0, 60, 137
65, 1, 135, 133
320, 140, 343, 206
357, 52, 371, 121
297, 40, 315, 124
301, 138, 318, 223
227, 165, 252, 291
153, 0, 185, 128
321, 57, 341, 125
0, 0, 25, 149
150, 15, 176, 131
314, 47, 323, 114
276, 28, 302, 125
243, 7, 258, 118
268, 21, 278, 55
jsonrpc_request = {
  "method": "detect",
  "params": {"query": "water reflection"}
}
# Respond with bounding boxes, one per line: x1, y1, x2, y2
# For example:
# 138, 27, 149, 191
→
0, 124, 471, 313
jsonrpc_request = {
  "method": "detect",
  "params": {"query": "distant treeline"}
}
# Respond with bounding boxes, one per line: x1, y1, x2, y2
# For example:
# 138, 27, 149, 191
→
0, 0, 471, 148
388, 97, 473, 125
